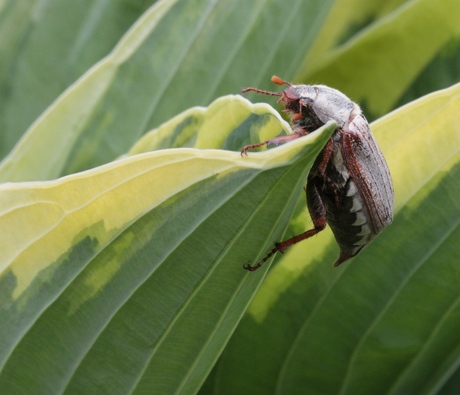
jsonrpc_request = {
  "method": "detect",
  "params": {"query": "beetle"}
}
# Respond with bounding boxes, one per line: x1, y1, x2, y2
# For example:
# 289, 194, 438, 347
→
241, 76, 394, 270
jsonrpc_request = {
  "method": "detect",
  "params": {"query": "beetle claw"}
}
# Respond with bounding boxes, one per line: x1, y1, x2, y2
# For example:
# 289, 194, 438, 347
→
243, 262, 259, 271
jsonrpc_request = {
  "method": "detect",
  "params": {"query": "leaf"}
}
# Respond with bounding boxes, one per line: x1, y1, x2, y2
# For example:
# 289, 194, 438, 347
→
0, 0, 335, 182
125, 94, 290, 155
203, 83, 460, 394
394, 37, 460, 111
303, 0, 409, 61
0, 110, 335, 394
298, 0, 460, 119
0, 0, 156, 161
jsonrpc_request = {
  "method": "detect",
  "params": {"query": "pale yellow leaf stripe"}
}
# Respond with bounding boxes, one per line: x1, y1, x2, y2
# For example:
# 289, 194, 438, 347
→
0, 128, 329, 300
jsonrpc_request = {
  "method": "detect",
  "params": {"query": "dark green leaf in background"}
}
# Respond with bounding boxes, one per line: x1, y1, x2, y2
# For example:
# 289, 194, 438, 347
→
0, 0, 334, 180
0, 0, 156, 160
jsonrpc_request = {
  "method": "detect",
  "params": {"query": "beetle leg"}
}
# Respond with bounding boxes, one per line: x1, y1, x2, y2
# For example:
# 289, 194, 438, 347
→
240, 129, 306, 156
244, 177, 326, 271
314, 138, 334, 176
275, 176, 327, 253
311, 138, 341, 206
324, 175, 341, 208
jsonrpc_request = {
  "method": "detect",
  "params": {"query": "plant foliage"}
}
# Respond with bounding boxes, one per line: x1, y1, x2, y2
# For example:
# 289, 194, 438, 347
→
1, 0, 460, 394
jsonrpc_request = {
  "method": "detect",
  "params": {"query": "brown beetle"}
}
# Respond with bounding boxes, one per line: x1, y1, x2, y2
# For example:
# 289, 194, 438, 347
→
241, 76, 394, 270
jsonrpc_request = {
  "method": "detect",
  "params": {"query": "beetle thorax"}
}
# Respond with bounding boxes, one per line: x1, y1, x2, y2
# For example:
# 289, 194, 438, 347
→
287, 85, 357, 129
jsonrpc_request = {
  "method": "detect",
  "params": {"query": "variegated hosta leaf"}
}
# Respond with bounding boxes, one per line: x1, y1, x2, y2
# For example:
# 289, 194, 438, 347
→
125, 95, 290, 155
0, 121, 335, 395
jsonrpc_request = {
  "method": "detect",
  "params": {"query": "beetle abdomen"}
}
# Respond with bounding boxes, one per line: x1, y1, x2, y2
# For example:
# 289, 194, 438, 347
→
324, 177, 376, 265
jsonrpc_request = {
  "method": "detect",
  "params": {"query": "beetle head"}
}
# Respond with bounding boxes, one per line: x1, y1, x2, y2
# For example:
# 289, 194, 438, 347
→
242, 76, 312, 122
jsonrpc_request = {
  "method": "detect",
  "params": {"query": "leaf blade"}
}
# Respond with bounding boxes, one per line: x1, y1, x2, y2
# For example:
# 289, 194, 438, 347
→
0, 120, 335, 395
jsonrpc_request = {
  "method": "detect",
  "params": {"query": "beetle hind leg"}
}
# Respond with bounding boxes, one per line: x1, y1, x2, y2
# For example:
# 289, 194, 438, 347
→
275, 177, 327, 254
243, 177, 327, 271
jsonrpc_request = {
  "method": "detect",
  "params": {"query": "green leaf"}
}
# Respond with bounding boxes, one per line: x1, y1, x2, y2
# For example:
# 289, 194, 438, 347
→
298, 0, 460, 119
0, 0, 156, 161
0, 0, 334, 182
303, 0, 409, 60
203, 84, 460, 394
0, 103, 335, 394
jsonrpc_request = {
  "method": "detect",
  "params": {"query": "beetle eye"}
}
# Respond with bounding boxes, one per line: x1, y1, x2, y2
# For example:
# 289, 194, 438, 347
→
286, 101, 300, 112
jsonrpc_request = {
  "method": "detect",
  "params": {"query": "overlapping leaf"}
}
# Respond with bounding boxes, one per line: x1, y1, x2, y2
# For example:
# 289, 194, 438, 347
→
0, 96, 335, 394
125, 95, 289, 154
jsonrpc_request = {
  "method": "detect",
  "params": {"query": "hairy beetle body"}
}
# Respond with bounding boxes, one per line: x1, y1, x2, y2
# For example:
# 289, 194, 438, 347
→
241, 76, 394, 270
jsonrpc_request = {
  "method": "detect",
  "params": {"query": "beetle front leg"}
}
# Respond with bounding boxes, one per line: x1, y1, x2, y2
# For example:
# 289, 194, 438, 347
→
240, 129, 306, 156
244, 177, 327, 271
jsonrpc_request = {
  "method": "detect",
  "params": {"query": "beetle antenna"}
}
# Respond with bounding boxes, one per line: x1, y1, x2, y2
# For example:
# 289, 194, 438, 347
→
271, 75, 292, 86
241, 87, 282, 96
241, 76, 292, 96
